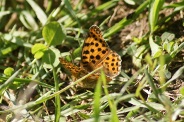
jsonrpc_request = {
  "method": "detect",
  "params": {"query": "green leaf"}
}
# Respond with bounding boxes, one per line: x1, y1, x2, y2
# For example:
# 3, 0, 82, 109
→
133, 37, 143, 44
26, 0, 47, 25
19, 11, 38, 30
149, 35, 162, 58
4, 67, 14, 76
180, 87, 184, 96
31, 43, 48, 59
163, 41, 174, 53
72, 46, 82, 58
93, 73, 102, 122
42, 21, 66, 46
31, 43, 47, 54
1, 45, 18, 55
149, 0, 165, 33
168, 66, 184, 83
42, 47, 60, 68
124, 0, 136, 5
161, 65, 184, 89
161, 32, 175, 42
34, 51, 44, 59
133, 44, 148, 67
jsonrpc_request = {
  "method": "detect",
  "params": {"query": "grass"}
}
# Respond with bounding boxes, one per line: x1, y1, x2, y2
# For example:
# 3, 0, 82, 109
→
0, 0, 184, 121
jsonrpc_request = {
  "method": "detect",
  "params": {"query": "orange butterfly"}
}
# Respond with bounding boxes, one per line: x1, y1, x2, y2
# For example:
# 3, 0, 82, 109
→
59, 25, 121, 88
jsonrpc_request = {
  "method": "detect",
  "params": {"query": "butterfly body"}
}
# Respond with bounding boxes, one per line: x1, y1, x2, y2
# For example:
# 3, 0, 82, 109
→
60, 25, 121, 88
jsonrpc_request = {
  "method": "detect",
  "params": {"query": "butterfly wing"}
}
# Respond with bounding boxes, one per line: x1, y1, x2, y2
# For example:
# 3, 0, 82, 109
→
101, 51, 122, 78
81, 25, 111, 72
60, 25, 121, 88
59, 57, 112, 88
59, 57, 87, 79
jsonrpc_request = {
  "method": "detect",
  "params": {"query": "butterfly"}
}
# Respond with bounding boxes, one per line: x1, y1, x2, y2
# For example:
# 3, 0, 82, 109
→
59, 25, 121, 88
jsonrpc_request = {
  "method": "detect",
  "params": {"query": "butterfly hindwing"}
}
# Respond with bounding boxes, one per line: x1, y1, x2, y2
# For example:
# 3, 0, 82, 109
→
101, 51, 122, 78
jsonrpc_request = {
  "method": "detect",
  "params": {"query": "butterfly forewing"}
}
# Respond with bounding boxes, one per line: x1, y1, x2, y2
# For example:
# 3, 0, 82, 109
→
81, 25, 111, 71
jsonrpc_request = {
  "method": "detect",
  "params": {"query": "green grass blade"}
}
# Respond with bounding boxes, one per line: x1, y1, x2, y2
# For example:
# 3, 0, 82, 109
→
149, 0, 165, 33
53, 65, 61, 121
104, 0, 149, 38
93, 74, 102, 122
26, 0, 47, 25
0, 69, 21, 95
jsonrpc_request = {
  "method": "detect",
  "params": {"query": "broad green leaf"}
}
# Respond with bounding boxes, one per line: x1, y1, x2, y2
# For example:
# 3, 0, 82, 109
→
31, 43, 47, 54
31, 43, 48, 59
42, 22, 66, 46
42, 47, 60, 68
4, 67, 14, 76
34, 51, 44, 59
